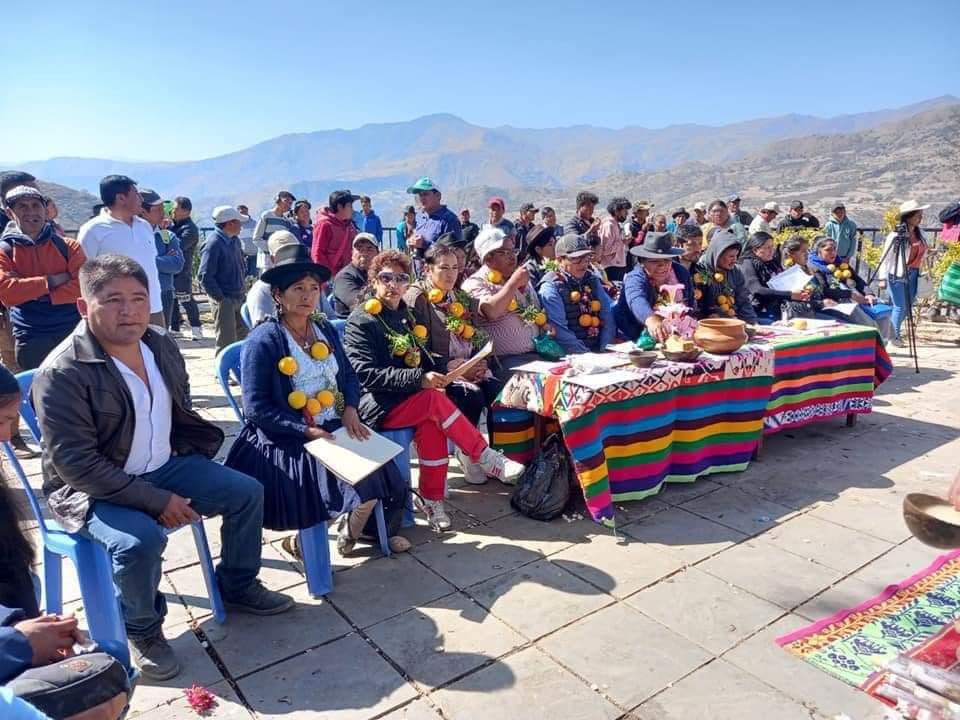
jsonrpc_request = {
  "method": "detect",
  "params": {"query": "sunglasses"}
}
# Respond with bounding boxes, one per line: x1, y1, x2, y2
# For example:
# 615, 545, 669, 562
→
377, 271, 410, 285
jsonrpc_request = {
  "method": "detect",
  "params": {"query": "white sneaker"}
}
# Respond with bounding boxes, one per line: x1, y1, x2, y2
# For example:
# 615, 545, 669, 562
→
415, 496, 452, 531
454, 447, 488, 485
191, 326, 204, 341
478, 447, 525, 486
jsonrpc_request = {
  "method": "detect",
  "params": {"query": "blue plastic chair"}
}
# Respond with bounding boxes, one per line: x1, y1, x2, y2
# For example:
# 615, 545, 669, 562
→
216, 339, 393, 598
330, 318, 346, 340
240, 302, 253, 330
13, 370, 226, 668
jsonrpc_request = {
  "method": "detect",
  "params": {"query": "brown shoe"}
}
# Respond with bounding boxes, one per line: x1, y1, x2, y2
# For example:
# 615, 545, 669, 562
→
11, 432, 39, 459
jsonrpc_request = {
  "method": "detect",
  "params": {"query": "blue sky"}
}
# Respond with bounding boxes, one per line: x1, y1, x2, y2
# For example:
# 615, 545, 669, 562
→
2, 0, 956, 163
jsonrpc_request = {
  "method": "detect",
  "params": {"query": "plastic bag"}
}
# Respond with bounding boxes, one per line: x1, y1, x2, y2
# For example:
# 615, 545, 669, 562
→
533, 333, 565, 360
510, 434, 572, 521
635, 329, 657, 350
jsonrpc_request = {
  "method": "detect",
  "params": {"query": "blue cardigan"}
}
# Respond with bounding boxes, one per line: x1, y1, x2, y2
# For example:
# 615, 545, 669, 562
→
614, 262, 693, 340
240, 317, 361, 442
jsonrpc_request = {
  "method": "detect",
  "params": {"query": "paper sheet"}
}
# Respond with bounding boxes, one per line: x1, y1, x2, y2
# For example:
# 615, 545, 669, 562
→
568, 353, 633, 371
828, 302, 860, 316
305, 427, 403, 485
442, 341, 493, 383
512, 360, 565, 373
566, 369, 645, 389
767, 265, 813, 293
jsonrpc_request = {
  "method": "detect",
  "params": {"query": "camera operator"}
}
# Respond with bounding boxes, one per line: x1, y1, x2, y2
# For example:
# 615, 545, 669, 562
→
879, 200, 929, 348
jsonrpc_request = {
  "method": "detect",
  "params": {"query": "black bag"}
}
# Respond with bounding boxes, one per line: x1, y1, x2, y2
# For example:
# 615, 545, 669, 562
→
939, 202, 960, 226
510, 433, 572, 521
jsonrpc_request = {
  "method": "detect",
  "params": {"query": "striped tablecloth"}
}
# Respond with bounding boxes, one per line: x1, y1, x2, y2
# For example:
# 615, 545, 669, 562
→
494, 347, 775, 525
762, 325, 892, 434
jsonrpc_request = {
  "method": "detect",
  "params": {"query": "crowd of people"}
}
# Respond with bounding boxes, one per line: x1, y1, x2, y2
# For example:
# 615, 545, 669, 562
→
0, 166, 945, 718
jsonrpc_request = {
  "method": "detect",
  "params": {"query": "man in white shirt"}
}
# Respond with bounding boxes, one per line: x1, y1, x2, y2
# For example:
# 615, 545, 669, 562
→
77, 175, 165, 326
749, 202, 781, 236
32, 254, 294, 682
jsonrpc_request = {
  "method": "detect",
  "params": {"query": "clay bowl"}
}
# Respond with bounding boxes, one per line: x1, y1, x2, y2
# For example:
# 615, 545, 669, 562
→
903, 493, 960, 549
662, 348, 703, 363
694, 318, 748, 354
626, 350, 658, 368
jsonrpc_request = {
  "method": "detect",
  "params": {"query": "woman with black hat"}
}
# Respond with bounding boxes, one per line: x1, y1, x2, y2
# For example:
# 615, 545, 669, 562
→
519, 224, 556, 289
614, 231, 693, 342
224, 244, 411, 557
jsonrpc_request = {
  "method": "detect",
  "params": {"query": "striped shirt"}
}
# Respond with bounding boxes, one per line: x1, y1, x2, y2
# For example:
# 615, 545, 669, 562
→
461, 267, 540, 356
252, 211, 295, 270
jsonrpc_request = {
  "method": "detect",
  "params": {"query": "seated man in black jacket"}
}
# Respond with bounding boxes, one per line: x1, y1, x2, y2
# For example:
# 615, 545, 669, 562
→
332, 232, 378, 318
32, 255, 294, 682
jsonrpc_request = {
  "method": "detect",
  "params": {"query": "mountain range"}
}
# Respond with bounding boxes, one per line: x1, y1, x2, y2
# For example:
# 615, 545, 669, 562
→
8, 95, 958, 230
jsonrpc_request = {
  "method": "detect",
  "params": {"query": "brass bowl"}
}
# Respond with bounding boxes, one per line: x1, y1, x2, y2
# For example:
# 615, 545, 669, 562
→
626, 350, 658, 368
662, 348, 703, 363
903, 493, 960, 549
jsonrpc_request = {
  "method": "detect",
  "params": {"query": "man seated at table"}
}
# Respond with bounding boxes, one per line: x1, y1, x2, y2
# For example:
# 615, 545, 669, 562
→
615, 232, 693, 343
33, 255, 294, 681
461, 227, 542, 384
539, 234, 615, 354
692, 229, 757, 322
246, 230, 334, 325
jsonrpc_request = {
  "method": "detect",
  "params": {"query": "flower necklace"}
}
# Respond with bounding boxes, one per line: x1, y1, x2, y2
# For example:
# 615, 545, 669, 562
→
823, 261, 856, 289
486, 271, 549, 331
426, 284, 490, 350
276, 322, 344, 419
363, 298, 431, 367
559, 273, 602, 337
693, 269, 736, 317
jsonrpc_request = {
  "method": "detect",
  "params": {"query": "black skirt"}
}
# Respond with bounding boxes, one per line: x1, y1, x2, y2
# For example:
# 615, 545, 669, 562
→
225, 422, 409, 531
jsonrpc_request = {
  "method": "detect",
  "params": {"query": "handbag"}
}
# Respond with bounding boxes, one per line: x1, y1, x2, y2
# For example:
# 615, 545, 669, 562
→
510, 433, 573, 521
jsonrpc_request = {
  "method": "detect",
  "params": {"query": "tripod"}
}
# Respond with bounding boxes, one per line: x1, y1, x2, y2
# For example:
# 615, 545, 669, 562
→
866, 224, 919, 373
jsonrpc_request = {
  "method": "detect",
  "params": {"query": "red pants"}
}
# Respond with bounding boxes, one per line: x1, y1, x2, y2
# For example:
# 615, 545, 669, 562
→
381, 389, 488, 501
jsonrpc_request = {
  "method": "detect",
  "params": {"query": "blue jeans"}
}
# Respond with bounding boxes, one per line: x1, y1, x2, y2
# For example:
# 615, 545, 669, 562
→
888, 269, 919, 339
81, 454, 264, 639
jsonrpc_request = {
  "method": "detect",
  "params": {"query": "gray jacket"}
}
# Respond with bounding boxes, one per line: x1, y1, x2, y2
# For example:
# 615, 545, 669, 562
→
32, 323, 224, 532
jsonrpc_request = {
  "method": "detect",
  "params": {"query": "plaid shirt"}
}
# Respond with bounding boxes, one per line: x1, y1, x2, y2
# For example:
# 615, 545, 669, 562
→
461, 267, 540, 356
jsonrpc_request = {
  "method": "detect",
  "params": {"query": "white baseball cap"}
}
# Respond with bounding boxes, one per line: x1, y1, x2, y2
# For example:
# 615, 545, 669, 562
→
693, 202, 707, 211
212, 205, 244, 224
474, 227, 511, 263
761, 202, 780, 213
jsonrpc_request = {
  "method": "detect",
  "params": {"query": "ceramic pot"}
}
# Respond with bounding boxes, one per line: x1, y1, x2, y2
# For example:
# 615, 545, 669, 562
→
693, 318, 747, 354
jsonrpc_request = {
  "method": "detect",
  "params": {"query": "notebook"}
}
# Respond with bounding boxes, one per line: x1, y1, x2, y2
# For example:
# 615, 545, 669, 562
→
304, 427, 403, 485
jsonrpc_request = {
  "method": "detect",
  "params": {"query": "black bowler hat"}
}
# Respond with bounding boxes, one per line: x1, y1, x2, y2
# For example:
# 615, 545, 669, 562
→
629, 231, 683, 259
261, 243, 332, 285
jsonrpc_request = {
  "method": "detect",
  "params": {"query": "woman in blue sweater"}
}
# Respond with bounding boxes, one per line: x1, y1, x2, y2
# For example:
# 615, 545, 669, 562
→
224, 245, 410, 556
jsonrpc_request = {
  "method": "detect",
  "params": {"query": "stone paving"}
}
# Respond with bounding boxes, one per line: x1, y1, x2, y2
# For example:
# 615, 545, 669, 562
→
11, 321, 960, 719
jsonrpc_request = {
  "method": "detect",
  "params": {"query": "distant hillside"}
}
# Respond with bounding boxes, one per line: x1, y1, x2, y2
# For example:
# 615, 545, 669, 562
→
37, 181, 99, 230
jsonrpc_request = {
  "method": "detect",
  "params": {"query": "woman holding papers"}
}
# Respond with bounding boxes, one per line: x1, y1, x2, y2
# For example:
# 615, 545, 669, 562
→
404, 243, 500, 485
738, 232, 811, 321
345, 250, 525, 532
224, 244, 411, 556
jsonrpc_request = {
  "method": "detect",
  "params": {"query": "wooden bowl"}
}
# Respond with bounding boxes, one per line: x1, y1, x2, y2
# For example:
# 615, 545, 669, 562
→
626, 350, 658, 368
694, 318, 748, 354
903, 493, 960, 549
662, 348, 703, 363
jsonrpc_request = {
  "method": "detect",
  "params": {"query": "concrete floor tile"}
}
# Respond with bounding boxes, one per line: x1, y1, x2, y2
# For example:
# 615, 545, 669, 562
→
433, 646, 620, 720
852, 540, 941, 590
237, 633, 417, 719
328, 553, 455, 628
538, 603, 711, 708
762, 513, 893, 574
365, 592, 524, 690
377, 698, 442, 720
809, 492, 914, 543
638, 658, 815, 719
445, 481, 517, 522
698, 539, 843, 610
794, 575, 879, 622
620, 507, 748, 565
128, 680, 250, 719
626, 568, 784, 654
656, 478, 723, 505
680, 485, 797, 535
465, 558, 613, 640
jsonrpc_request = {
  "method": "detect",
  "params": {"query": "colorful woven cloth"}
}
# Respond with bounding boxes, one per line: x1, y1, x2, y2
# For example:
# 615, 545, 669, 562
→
763, 325, 892, 435
494, 346, 775, 524
778, 550, 960, 694
940, 262, 960, 306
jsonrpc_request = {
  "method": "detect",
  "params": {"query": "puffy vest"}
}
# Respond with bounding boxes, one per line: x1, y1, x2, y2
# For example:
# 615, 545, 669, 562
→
551, 271, 600, 350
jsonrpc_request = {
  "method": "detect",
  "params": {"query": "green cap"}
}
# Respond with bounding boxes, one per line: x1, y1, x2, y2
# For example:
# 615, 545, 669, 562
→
407, 177, 439, 194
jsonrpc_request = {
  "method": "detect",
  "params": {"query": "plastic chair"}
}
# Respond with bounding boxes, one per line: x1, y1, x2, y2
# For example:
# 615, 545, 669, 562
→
240, 302, 253, 330
215, 340, 394, 598
330, 318, 346, 341
381, 428, 416, 527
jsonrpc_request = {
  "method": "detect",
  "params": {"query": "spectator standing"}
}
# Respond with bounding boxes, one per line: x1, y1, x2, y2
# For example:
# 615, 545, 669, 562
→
357, 196, 383, 244
675, 224, 705, 271
396, 205, 417, 252
407, 177, 462, 257
0, 171, 36, 230
564, 191, 602, 238
139, 190, 184, 329
780, 200, 820, 230
312, 189, 359, 278
484, 197, 516, 241
748, 202, 780, 236
667, 207, 690, 233
78, 175, 165, 326
514, 202, 537, 256
824, 202, 859, 260
691, 201, 708, 226
42, 195, 65, 235
292, 200, 313, 247
728, 194, 753, 226
460, 208, 480, 248
0, 186, 84, 369
598, 197, 631, 282
237, 204, 258, 277
701, 199, 747, 243
540, 206, 562, 237
252, 191, 296, 272
332, 232, 378, 318
199, 206, 249, 353
169, 196, 203, 340
653, 214, 668, 232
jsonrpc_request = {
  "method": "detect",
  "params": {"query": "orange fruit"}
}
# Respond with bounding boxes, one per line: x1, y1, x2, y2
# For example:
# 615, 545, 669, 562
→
310, 341, 330, 360
364, 298, 382, 315
449, 302, 465, 318
841, 269, 852, 279
590, 299, 601, 312
487, 270, 503, 284
305, 398, 322, 416
578, 314, 592, 327
287, 390, 307, 410
461, 324, 475, 339
404, 351, 421, 367
427, 288, 444, 304
277, 356, 298, 376
317, 390, 335, 408
784, 258, 794, 267
507, 298, 519, 312
534, 312, 547, 326
713, 272, 725, 283
591, 316, 600, 327
570, 291, 581, 302
413, 324, 428, 340
827, 264, 836, 273
393, 345, 407, 357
